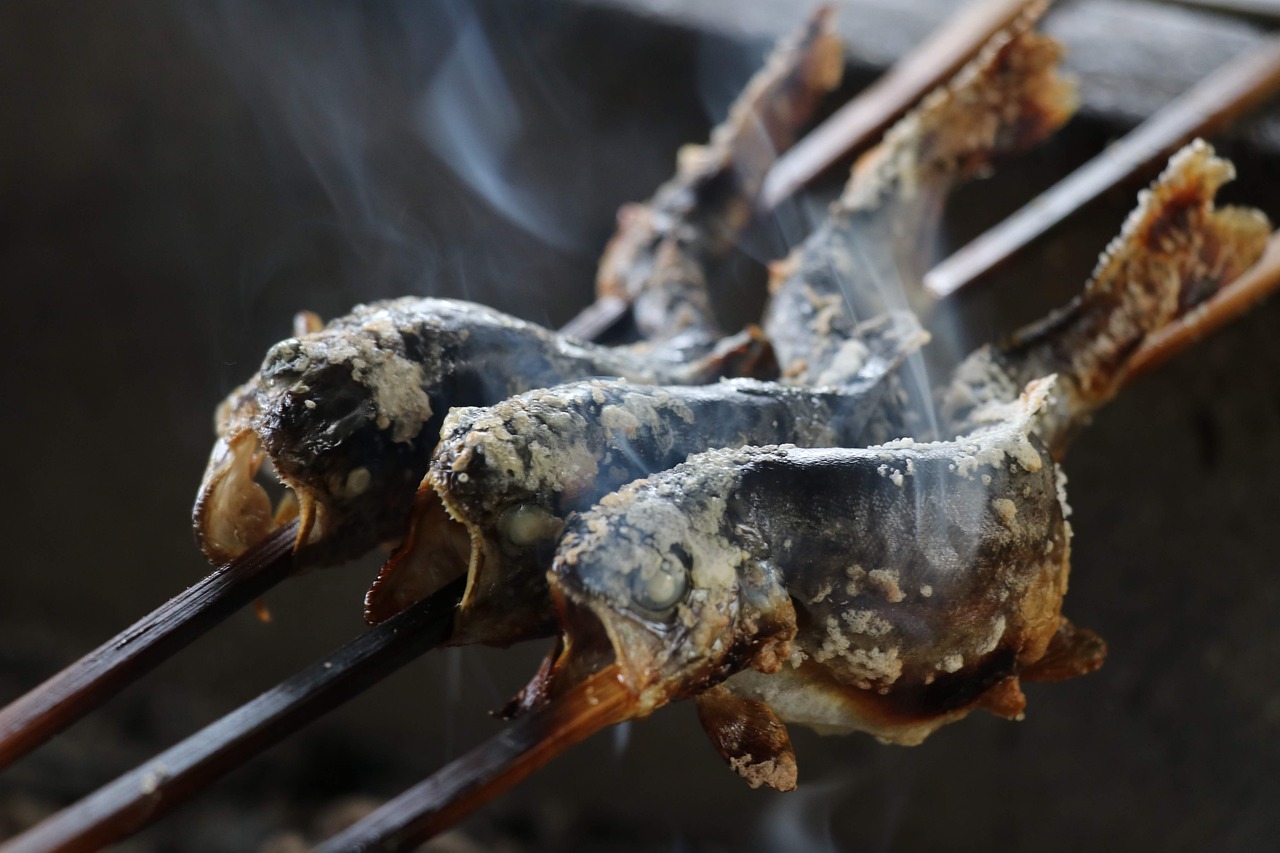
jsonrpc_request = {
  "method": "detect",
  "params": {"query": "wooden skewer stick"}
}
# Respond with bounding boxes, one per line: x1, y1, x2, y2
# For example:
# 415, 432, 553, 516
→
0, 521, 299, 772
759, 0, 1045, 210
558, 294, 629, 342
0, 578, 466, 853
1123, 230, 1280, 382
315, 665, 633, 852
924, 33, 1280, 299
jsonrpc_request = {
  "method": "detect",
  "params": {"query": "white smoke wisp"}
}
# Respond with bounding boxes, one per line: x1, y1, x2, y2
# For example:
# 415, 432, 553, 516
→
824, 192, 990, 575
187, 1, 448, 302
612, 720, 633, 760
187, 0, 607, 314
413, 0, 588, 254
755, 774, 856, 853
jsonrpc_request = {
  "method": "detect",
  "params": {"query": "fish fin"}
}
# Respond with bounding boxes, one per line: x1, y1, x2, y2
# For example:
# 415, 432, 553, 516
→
976, 676, 1027, 719
695, 685, 798, 791
1011, 141, 1271, 408
1021, 619, 1108, 682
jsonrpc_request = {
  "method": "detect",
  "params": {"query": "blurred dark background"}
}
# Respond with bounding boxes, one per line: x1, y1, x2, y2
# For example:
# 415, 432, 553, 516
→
2, 0, 1279, 849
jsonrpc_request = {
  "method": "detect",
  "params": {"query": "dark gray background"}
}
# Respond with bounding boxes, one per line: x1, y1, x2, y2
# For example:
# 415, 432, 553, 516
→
2, 0, 1279, 849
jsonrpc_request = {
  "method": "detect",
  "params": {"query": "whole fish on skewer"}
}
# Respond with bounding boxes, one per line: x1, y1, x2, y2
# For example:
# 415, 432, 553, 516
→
523, 379, 1083, 792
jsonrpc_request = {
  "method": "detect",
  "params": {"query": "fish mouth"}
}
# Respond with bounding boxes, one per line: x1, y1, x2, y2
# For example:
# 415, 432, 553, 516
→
192, 429, 319, 565
543, 564, 694, 714
364, 470, 564, 647
363, 485, 473, 625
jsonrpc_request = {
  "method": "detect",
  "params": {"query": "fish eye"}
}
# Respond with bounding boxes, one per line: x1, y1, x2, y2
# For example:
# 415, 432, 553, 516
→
499, 503, 563, 548
630, 544, 692, 614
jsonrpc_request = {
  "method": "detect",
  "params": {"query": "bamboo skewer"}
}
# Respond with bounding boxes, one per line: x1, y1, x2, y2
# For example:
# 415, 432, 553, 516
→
0, 521, 299, 772
924, 33, 1280, 299
759, 0, 1046, 209
314, 665, 633, 852
0, 578, 466, 853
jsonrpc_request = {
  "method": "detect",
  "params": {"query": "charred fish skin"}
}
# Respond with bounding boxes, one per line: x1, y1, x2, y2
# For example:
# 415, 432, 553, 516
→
597, 8, 843, 352
548, 380, 1074, 769
763, 7, 1076, 385
193, 297, 766, 568
366, 310, 927, 641
723, 411, 1067, 745
940, 140, 1271, 454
